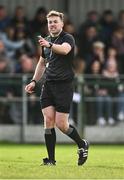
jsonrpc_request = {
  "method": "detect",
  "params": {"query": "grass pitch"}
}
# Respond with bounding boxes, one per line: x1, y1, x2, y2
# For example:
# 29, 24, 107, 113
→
0, 143, 124, 179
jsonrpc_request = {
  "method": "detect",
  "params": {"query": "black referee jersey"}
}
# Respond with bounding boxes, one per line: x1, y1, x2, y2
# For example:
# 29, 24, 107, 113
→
42, 31, 75, 82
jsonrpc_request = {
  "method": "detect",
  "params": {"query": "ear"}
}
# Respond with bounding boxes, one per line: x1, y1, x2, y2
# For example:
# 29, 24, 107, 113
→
62, 21, 64, 27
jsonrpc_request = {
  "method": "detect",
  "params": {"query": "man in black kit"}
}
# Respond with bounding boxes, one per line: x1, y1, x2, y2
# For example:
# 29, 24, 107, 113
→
25, 10, 89, 166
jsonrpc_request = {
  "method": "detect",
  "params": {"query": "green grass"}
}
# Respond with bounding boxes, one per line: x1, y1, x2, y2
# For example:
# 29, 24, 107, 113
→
0, 143, 124, 179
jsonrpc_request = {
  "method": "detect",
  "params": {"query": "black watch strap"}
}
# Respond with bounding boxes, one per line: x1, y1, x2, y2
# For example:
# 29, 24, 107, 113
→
49, 42, 53, 48
30, 79, 37, 85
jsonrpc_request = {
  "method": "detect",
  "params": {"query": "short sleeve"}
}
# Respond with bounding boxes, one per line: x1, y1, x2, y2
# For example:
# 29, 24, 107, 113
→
63, 34, 75, 48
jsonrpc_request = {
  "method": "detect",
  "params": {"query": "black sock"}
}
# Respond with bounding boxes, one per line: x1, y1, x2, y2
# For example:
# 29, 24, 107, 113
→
65, 125, 85, 148
44, 128, 56, 161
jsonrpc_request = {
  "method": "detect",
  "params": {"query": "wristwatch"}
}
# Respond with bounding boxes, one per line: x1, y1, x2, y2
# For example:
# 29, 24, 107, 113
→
48, 42, 53, 48
30, 79, 37, 85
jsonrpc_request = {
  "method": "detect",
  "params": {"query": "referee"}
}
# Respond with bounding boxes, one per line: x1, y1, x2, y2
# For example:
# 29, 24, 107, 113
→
25, 10, 89, 166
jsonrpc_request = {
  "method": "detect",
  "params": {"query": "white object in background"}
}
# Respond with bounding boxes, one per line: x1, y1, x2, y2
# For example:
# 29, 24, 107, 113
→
73, 92, 81, 103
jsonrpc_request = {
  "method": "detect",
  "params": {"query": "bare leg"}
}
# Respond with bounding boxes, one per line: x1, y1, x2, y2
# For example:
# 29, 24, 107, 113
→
42, 106, 56, 129
55, 111, 89, 166
42, 106, 56, 162
55, 112, 84, 148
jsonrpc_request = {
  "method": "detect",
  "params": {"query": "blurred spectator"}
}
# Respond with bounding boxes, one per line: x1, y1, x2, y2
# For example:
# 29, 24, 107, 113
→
77, 25, 100, 61
105, 46, 118, 70
0, 5, 11, 32
106, 47, 118, 61
12, 53, 41, 124
92, 41, 105, 64
9, 54, 35, 124
111, 27, 124, 55
85, 60, 102, 98
15, 53, 35, 73
0, 55, 12, 123
14, 29, 35, 57
0, 55, 10, 73
0, 28, 24, 58
30, 7, 48, 40
91, 60, 102, 75
103, 59, 119, 78
11, 6, 30, 37
85, 41, 105, 73
118, 10, 124, 28
19, 54, 41, 124
0, 39, 7, 56
78, 10, 100, 36
64, 21, 78, 54
73, 57, 86, 75
111, 27, 124, 74
99, 9, 117, 46
96, 60, 119, 126
64, 20, 77, 37
85, 60, 102, 96
0, 39, 14, 71
84, 60, 102, 125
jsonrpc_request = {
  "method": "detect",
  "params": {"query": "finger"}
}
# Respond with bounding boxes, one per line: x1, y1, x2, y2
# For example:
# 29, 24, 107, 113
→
25, 85, 30, 90
39, 43, 45, 47
38, 39, 44, 43
28, 90, 34, 94
25, 86, 29, 91
38, 40, 42, 43
28, 86, 34, 91
25, 87, 31, 92
26, 88, 34, 93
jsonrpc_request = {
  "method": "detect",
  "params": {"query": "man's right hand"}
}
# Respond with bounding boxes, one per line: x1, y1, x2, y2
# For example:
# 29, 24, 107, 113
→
25, 82, 36, 94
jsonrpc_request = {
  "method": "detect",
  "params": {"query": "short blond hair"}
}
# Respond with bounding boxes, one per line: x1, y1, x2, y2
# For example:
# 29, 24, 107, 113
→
46, 10, 64, 21
93, 41, 105, 49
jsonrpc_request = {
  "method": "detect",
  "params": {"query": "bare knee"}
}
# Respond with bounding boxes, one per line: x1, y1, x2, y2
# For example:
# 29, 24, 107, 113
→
56, 120, 69, 133
44, 114, 54, 128
55, 112, 69, 133
42, 107, 55, 128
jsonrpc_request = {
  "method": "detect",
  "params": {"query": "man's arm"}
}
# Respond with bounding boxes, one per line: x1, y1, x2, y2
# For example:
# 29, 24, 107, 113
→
39, 38, 72, 55
50, 42, 71, 55
32, 56, 45, 82
25, 56, 45, 94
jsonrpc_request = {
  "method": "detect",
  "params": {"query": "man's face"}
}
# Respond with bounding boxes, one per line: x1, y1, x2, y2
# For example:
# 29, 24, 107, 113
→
47, 16, 63, 35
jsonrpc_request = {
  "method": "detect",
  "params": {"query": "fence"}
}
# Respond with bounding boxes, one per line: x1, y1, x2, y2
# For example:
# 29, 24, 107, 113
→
0, 74, 84, 143
0, 74, 124, 143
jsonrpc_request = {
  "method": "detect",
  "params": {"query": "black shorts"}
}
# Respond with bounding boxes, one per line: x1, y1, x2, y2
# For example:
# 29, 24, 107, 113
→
40, 81, 73, 113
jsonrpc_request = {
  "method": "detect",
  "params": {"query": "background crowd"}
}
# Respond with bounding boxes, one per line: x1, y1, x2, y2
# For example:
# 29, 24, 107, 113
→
1, 5, 124, 125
